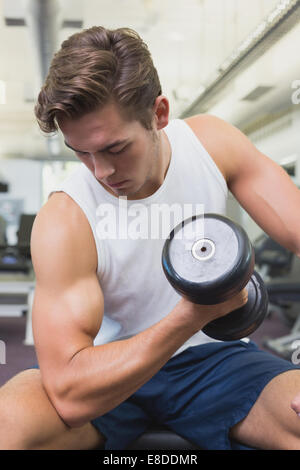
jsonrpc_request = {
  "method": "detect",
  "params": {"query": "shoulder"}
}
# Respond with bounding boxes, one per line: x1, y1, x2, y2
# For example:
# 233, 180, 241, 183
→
184, 113, 229, 138
31, 192, 98, 278
184, 114, 248, 183
32, 191, 91, 240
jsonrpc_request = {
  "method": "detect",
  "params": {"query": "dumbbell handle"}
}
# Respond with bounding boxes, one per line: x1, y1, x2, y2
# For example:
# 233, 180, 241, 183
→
202, 271, 269, 341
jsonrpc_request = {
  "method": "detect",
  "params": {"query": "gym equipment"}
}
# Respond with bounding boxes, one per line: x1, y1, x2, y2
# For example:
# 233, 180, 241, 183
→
127, 424, 201, 450
0, 213, 36, 273
254, 232, 294, 280
253, 233, 300, 359
162, 213, 269, 341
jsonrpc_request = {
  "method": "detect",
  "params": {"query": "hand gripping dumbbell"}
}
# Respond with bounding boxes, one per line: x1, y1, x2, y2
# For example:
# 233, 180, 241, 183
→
161, 213, 269, 341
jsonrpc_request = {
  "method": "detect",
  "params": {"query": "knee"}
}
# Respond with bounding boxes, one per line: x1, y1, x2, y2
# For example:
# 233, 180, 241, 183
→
0, 373, 43, 450
0, 396, 31, 450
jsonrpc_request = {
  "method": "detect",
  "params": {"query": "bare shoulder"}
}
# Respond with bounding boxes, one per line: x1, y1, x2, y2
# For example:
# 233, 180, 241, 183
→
184, 113, 235, 136
184, 113, 247, 183
31, 191, 98, 282
184, 113, 230, 141
34, 191, 88, 226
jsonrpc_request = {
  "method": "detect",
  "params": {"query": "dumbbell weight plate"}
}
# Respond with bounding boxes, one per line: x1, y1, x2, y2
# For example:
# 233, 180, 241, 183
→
202, 270, 269, 341
162, 213, 255, 304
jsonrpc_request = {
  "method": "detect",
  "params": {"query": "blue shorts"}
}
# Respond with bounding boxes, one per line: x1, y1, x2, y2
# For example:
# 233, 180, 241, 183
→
90, 340, 300, 450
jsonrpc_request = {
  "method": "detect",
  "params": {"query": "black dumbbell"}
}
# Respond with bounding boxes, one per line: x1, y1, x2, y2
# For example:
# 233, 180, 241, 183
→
162, 213, 269, 341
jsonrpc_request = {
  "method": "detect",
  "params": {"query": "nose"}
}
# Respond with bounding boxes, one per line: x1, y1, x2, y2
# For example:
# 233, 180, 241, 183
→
93, 154, 115, 181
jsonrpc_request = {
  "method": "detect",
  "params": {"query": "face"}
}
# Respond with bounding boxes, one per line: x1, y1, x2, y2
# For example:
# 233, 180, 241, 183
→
58, 99, 169, 200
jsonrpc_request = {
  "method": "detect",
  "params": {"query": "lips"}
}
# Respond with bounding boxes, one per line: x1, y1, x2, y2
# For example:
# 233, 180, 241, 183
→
107, 180, 128, 188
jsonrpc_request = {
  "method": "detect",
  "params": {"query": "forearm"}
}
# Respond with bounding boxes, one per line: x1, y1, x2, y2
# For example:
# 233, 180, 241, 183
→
55, 299, 206, 427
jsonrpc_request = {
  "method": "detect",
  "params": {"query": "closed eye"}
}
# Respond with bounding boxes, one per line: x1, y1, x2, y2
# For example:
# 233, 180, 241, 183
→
76, 151, 90, 157
73, 143, 130, 157
108, 144, 130, 155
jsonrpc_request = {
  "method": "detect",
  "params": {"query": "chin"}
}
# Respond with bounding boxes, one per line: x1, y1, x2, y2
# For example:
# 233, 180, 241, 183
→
113, 186, 134, 197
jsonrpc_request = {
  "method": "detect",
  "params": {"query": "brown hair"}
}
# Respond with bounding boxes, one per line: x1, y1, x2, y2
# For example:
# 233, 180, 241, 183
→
35, 26, 162, 133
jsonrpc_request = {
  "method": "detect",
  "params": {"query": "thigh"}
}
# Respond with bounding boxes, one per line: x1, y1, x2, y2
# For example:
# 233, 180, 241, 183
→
230, 369, 300, 450
0, 369, 105, 450
163, 341, 300, 449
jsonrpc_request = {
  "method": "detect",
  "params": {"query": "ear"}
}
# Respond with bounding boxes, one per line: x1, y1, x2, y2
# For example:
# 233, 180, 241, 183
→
153, 96, 169, 130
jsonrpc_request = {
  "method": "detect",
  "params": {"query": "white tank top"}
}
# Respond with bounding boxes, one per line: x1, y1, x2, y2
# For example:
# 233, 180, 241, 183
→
54, 119, 228, 355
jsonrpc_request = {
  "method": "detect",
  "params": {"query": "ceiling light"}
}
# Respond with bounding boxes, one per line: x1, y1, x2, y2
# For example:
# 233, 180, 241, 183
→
219, 0, 297, 73
180, 0, 299, 117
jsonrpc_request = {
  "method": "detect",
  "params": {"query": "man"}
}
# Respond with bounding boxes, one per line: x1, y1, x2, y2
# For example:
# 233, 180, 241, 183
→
1, 25, 300, 450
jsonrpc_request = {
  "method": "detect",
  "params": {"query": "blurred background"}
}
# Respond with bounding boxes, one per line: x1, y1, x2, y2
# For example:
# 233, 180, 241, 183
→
0, 0, 300, 384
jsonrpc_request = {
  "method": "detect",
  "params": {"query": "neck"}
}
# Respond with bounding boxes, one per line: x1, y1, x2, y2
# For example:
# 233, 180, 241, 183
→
153, 129, 171, 185
161, 129, 171, 179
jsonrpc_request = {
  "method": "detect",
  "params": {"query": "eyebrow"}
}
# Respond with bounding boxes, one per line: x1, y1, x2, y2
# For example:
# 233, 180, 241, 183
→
64, 139, 129, 153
